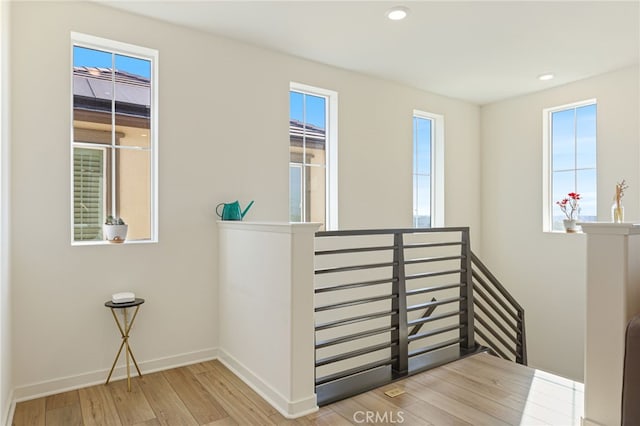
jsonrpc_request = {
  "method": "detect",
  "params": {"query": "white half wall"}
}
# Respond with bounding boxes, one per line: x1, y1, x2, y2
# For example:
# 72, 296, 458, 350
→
480, 66, 640, 381
9, 1, 481, 401
218, 221, 320, 418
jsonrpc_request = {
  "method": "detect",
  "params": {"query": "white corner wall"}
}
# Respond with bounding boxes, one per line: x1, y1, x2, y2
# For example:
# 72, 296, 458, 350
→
9, 1, 481, 401
480, 65, 640, 381
0, 0, 13, 423
217, 222, 319, 418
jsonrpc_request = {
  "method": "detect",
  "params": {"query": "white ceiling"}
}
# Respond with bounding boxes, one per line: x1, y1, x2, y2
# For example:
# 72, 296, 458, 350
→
101, 0, 640, 105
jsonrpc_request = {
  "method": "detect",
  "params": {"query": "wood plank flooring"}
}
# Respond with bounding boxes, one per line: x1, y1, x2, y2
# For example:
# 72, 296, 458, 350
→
12, 353, 584, 425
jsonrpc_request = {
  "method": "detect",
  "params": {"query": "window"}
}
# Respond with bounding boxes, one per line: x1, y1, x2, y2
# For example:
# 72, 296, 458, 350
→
71, 33, 158, 244
289, 83, 337, 230
413, 110, 445, 228
544, 100, 597, 232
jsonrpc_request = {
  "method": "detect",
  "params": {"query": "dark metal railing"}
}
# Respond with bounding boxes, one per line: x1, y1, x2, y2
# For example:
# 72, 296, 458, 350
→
471, 251, 527, 365
314, 227, 480, 405
313, 227, 527, 405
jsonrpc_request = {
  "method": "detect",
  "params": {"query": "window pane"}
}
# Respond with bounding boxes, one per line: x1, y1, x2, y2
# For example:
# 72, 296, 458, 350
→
289, 165, 302, 222
73, 47, 114, 146
415, 117, 431, 175
552, 170, 575, 231
290, 91, 304, 126
414, 173, 431, 228
117, 148, 152, 240
114, 54, 151, 148
576, 104, 597, 170
577, 169, 597, 221
552, 108, 576, 172
305, 94, 326, 130
306, 165, 325, 229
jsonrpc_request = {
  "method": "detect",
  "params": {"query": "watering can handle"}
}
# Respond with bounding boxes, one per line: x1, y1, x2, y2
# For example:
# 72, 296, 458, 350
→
215, 203, 225, 219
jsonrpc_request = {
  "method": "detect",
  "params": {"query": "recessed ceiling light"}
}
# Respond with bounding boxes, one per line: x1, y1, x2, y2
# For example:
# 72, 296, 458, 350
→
387, 6, 409, 21
538, 73, 555, 81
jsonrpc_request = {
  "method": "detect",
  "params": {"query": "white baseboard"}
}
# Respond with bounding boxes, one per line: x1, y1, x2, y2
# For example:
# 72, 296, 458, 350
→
12, 347, 218, 403
217, 349, 318, 419
3, 389, 14, 426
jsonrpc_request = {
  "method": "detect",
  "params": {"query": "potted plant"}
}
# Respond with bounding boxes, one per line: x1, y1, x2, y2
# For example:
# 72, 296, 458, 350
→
556, 192, 581, 233
104, 215, 128, 243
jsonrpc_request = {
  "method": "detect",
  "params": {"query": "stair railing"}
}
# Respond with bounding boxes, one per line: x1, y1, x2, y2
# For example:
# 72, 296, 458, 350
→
470, 251, 527, 365
313, 227, 527, 405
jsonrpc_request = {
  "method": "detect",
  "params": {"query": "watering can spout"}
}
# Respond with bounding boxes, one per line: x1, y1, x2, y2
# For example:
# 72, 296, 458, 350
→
241, 200, 255, 219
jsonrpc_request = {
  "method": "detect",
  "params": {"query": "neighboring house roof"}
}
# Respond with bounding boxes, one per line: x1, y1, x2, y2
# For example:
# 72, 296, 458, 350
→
289, 119, 325, 150
73, 67, 150, 119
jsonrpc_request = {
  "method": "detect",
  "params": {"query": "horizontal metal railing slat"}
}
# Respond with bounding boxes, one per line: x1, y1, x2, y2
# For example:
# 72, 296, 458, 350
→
315, 245, 397, 256
404, 255, 463, 265
408, 309, 464, 327
315, 261, 396, 275
315, 309, 396, 331
406, 282, 463, 296
315, 277, 397, 294
408, 337, 465, 358
315, 325, 397, 349
407, 295, 464, 312
315, 357, 396, 386
316, 341, 397, 367
315, 294, 396, 312
405, 268, 464, 281
408, 323, 464, 343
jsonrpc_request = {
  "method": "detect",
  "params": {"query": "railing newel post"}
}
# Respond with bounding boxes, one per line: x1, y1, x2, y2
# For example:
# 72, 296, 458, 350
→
391, 232, 408, 377
460, 228, 475, 353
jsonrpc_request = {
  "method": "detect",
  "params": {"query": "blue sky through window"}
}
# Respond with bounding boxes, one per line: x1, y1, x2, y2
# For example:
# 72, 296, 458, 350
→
74, 46, 151, 79
290, 91, 325, 128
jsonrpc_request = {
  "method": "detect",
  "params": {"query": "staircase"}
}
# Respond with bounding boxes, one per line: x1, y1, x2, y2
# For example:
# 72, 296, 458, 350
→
314, 227, 526, 405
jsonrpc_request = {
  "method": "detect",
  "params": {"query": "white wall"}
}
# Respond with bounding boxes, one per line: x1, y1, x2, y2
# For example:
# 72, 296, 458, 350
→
480, 66, 640, 381
9, 1, 481, 398
1, 0, 13, 421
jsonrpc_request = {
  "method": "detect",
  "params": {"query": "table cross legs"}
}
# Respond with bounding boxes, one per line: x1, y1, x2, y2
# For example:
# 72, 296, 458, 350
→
105, 304, 143, 391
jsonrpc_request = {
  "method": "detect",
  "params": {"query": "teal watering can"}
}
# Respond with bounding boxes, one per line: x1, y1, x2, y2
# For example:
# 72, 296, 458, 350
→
216, 200, 254, 221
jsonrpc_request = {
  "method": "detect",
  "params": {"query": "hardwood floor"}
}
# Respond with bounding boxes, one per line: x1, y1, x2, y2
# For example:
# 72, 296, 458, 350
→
12, 353, 583, 425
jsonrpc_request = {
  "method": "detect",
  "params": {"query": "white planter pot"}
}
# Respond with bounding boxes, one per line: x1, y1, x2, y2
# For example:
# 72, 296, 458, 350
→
563, 219, 580, 233
104, 224, 128, 243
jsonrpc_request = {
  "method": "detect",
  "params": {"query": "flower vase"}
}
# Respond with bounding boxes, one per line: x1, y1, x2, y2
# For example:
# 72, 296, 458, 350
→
612, 202, 625, 223
563, 219, 579, 233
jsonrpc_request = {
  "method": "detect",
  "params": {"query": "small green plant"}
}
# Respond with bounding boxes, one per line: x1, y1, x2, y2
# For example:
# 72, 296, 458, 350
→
105, 215, 126, 225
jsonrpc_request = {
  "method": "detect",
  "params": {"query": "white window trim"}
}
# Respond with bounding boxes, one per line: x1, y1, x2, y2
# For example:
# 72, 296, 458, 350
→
542, 98, 597, 233
70, 32, 159, 245
290, 82, 338, 231
413, 110, 445, 228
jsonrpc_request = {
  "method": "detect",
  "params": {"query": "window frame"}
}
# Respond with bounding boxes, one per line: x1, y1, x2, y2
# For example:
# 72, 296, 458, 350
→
70, 32, 159, 245
542, 98, 597, 233
289, 82, 338, 231
413, 110, 445, 228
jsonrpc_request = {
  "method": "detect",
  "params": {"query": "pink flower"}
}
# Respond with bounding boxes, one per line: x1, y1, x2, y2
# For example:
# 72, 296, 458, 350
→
556, 193, 580, 220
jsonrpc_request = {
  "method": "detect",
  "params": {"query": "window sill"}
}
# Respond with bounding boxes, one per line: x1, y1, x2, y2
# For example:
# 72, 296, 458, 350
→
72, 239, 157, 247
